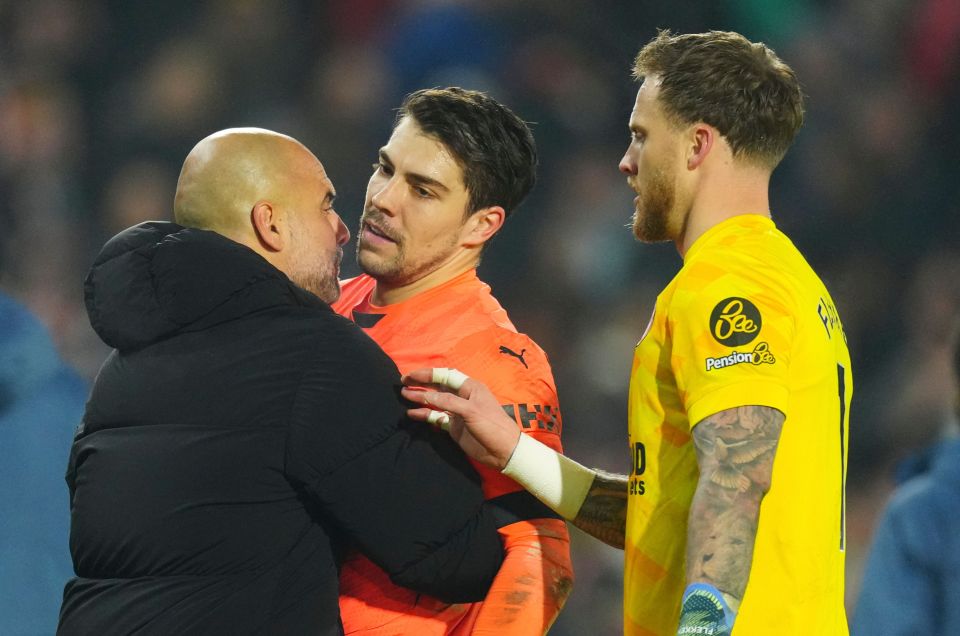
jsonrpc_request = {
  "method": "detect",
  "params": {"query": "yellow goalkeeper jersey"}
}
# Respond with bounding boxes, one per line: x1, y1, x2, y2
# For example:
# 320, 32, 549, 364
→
624, 214, 852, 636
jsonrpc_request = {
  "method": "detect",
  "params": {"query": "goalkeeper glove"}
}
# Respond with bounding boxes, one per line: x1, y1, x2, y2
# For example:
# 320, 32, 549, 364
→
677, 583, 736, 636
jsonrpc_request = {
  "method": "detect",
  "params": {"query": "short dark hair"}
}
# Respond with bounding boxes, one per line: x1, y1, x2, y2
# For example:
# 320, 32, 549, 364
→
634, 30, 805, 169
397, 87, 537, 218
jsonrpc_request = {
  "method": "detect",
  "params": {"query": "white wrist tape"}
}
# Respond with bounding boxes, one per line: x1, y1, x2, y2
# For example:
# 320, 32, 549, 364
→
431, 367, 469, 391
501, 433, 597, 520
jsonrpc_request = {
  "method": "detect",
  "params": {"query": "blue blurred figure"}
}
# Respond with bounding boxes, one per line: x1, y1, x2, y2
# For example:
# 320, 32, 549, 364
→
853, 339, 960, 635
0, 292, 88, 635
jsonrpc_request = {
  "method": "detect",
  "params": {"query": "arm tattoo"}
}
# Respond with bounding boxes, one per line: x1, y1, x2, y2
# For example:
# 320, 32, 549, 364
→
572, 469, 628, 550
686, 405, 785, 608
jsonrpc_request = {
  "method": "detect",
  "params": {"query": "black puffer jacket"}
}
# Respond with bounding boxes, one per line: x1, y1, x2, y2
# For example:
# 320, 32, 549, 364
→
59, 222, 504, 635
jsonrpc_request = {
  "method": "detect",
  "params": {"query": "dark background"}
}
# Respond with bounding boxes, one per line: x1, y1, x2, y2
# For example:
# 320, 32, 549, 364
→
2, 1, 957, 632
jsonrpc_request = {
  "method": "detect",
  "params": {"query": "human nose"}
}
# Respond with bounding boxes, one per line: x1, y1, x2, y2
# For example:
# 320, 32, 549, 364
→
619, 148, 637, 175
369, 174, 399, 216
333, 213, 350, 246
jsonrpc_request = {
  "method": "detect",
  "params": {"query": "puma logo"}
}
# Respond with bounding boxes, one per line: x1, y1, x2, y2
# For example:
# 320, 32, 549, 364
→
498, 345, 528, 368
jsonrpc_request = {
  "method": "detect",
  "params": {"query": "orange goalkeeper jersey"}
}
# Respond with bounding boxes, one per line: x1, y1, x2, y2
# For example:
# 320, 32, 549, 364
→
332, 269, 572, 636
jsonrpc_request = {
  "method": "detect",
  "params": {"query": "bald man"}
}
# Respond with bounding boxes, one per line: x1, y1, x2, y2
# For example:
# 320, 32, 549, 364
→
58, 129, 506, 636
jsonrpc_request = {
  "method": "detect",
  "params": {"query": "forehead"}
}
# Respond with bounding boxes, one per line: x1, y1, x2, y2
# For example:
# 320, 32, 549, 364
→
385, 117, 465, 189
294, 150, 334, 193
629, 76, 668, 127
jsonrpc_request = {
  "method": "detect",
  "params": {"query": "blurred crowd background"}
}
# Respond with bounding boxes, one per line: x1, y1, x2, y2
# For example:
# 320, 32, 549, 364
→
1, 0, 958, 633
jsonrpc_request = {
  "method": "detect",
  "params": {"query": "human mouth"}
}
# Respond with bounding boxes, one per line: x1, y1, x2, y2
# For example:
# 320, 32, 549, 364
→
362, 220, 398, 244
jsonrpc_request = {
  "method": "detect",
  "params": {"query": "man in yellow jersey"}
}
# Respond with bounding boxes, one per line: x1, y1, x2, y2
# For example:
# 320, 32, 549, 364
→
402, 30, 853, 636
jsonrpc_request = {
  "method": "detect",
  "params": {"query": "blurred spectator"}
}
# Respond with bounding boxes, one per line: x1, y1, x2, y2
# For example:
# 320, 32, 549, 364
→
852, 329, 960, 635
0, 292, 88, 635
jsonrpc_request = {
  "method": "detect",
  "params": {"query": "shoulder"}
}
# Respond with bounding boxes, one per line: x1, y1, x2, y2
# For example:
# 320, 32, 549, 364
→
404, 281, 517, 351
669, 240, 800, 326
308, 307, 395, 369
260, 302, 396, 386
892, 440, 960, 513
446, 325, 557, 401
285, 311, 404, 476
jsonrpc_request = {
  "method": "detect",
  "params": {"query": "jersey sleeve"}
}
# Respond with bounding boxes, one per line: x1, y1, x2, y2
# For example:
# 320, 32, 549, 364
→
442, 327, 564, 500
667, 253, 796, 428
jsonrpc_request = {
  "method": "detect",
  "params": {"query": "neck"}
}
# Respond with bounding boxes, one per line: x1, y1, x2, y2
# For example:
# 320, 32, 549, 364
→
371, 250, 479, 305
677, 166, 771, 256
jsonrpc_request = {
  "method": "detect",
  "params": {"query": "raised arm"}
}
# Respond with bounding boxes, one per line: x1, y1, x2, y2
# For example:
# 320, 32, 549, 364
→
286, 332, 506, 604
679, 405, 784, 634
401, 368, 628, 550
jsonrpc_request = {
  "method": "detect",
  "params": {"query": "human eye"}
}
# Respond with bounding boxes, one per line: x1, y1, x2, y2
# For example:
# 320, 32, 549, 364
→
372, 160, 393, 176
413, 184, 433, 199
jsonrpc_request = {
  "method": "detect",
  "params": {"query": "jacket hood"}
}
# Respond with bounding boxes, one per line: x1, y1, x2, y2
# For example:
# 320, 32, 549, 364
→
0, 292, 65, 410
84, 221, 326, 351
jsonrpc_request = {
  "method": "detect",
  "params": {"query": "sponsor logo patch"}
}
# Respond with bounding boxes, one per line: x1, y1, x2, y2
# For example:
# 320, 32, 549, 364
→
705, 342, 775, 371
710, 297, 762, 346
498, 345, 528, 368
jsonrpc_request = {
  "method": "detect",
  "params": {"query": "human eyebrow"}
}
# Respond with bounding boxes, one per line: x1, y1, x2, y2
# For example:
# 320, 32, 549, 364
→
380, 149, 450, 194
407, 172, 450, 194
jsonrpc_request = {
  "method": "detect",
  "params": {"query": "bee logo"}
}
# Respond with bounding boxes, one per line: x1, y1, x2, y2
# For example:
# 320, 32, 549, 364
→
710, 297, 762, 346
750, 342, 775, 365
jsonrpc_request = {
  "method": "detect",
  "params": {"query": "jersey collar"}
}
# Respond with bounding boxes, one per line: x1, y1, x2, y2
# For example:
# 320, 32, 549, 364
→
683, 214, 775, 264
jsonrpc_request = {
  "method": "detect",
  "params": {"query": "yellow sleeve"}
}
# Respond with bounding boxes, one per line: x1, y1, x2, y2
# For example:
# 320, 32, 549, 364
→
668, 257, 796, 427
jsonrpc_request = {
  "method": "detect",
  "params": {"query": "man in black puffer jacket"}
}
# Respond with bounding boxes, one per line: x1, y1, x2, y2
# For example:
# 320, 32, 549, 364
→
58, 128, 506, 635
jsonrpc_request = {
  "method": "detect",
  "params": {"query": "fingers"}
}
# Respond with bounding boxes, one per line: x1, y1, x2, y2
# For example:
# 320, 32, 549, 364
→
431, 367, 469, 390
401, 386, 466, 412
402, 387, 468, 434
402, 368, 440, 385
425, 409, 451, 431
402, 367, 472, 394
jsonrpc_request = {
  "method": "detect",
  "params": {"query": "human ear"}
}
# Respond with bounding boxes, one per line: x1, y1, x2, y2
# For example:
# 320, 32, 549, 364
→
687, 124, 715, 170
463, 206, 506, 248
251, 201, 285, 252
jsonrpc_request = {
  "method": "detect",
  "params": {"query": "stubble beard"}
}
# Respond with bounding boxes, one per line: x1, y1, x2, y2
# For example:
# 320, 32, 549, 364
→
355, 217, 406, 284
290, 244, 343, 304
356, 211, 458, 288
631, 166, 676, 243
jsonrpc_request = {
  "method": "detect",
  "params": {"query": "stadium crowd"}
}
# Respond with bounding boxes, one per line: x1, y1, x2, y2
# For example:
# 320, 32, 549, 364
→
1, 1, 957, 633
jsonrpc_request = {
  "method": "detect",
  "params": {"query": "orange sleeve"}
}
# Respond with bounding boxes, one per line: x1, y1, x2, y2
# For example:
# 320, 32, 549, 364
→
444, 329, 573, 635
467, 519, 573, 635
444, 328, 563, 501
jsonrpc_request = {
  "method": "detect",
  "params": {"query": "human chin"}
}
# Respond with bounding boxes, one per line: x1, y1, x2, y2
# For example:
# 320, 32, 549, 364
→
356, 244, 403, 280
632, 195, 672, 242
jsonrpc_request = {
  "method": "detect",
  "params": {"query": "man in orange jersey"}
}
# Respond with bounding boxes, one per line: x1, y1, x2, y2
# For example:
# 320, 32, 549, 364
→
332, 87, 573, 636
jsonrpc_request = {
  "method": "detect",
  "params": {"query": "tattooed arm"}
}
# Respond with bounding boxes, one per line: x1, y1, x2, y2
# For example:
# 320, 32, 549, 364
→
686, 405, 785, 610
572, 470, 629, 549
